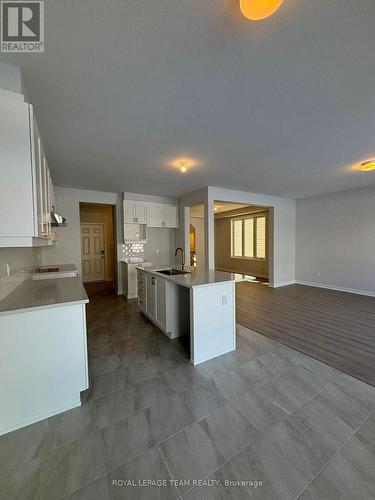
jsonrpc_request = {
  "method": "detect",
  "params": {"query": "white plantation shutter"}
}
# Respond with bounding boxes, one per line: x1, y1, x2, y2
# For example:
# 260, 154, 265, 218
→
256, 217, 266, 258
233, 220, 243, 257
244, 218, 254, 257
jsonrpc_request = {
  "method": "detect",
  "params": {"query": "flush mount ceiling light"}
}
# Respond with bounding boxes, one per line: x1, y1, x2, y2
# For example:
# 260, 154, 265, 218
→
239, 0, 284, 20
360, 160, 375, 172
171, 157, 196, 173
179, 161, 187, 173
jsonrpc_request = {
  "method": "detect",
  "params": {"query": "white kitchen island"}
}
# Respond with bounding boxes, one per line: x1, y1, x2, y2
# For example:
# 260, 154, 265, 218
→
137, 265, 253, 365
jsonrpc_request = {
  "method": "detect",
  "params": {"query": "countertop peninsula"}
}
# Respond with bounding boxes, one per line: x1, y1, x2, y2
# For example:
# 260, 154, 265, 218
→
0, 277, 89, 316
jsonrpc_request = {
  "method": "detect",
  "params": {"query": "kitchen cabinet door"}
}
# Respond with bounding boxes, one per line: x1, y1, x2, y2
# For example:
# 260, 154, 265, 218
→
147, 203, 164, 227
156, 278, 167, 330
32, 119, 44, 237
146, 274, 156, 319
124, 200, 136, 223
0, 95, 34, 238
164, 205, 179, 228
124, 201, 147, 224
135, 203, 147, 224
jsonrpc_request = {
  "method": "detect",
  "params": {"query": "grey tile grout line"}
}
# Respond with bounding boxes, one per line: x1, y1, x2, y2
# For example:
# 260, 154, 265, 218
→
177, 365, 346, 498
158, 446, 183, 499
294, 413, 373, 500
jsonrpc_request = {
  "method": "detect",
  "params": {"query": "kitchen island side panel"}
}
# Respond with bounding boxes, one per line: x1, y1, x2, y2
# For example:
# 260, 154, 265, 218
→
190, 281, 236, 365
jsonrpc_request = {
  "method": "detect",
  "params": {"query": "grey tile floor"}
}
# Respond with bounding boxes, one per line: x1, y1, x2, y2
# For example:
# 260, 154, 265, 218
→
1, 290, 375, 499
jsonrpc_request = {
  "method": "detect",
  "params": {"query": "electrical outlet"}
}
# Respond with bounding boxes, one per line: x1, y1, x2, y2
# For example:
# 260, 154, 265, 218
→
315, 271, 321, 279
221, 295, 228, 306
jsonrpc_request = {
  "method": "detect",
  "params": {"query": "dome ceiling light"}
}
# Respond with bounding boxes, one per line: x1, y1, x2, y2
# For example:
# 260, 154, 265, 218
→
239, 0, 284, 20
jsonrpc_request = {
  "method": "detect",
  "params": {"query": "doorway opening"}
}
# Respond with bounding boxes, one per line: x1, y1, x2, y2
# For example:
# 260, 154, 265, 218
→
79, 203, 117, 292
189, 203, 205, 268
214, 201, 270, 284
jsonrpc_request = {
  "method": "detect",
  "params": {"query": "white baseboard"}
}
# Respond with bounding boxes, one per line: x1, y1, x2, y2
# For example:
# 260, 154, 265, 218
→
271, 280, 296, 288
0, 400, 81, 437
296, 280, 375, 298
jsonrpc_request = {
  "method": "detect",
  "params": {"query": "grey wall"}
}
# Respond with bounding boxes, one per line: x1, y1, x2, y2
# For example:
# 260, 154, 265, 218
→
0, 248, 39, 301
144, 227, 176, 267
296, 185, 375, 295
0, 62, 22, 93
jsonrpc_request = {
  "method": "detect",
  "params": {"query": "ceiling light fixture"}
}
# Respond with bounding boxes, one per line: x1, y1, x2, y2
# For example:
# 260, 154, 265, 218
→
239, 0, 284, 20
360, 160, 375, 172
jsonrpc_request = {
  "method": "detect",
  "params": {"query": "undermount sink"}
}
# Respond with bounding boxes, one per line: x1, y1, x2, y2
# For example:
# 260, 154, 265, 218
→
157, 268, 191, 276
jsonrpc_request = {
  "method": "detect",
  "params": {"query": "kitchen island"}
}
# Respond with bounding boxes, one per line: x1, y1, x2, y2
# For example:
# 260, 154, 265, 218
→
137, 265, 253, 365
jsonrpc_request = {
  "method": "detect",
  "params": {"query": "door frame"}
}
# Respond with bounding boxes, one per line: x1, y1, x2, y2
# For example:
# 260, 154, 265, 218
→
80, 222, 107, 283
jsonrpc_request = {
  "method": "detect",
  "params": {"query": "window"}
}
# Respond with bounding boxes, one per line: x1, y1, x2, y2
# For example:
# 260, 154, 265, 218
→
232, 215, 266, 259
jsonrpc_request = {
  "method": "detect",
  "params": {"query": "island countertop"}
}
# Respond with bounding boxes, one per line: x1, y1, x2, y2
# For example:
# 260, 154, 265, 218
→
0, 276, 89, 316
137, 264, 255, 289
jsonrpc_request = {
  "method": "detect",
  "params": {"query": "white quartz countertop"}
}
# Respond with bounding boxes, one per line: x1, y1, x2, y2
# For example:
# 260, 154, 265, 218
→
137, 264, 255, 289
0, 277, 89, 316
121, 259, 151, 264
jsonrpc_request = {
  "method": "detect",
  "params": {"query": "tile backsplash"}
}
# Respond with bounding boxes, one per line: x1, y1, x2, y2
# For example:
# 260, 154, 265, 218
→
122, 243, 145, 260
0, 248, 39, 302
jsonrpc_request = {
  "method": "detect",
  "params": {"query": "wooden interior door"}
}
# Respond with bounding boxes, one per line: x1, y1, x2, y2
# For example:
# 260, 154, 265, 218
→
81, 223, 105, 282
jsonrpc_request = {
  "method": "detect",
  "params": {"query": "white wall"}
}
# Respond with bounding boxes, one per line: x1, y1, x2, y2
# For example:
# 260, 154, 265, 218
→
178, 187, 295, 287
41, 187, 123, 293
296, 185, 375, 295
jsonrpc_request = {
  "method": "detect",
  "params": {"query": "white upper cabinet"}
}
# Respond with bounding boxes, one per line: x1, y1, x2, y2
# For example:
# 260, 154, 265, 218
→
164, 205, 179, 228
0, 93, 56, 247
123, 200, 147, 224
147, 203, 164, 227
147, 203, 179, 228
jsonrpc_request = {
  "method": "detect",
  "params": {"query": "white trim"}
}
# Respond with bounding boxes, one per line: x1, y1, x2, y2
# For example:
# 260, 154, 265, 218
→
0, 400, 81, 436
296, 280, 375, 298
271, 280, 296, 288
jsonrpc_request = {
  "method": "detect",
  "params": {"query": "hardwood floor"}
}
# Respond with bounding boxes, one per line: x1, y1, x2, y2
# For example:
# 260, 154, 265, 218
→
236, 281, 375, 387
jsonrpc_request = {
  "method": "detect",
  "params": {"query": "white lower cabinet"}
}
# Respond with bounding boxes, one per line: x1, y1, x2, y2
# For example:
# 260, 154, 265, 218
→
0, 303, 88, 435
139, 270, 189, 339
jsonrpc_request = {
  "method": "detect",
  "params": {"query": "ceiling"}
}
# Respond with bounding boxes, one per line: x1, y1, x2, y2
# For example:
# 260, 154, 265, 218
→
191, 202, 251, 217
2, 0, 375, 199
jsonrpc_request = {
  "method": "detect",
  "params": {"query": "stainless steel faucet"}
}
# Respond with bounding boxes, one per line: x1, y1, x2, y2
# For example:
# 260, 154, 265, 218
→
175, 247, 186, 270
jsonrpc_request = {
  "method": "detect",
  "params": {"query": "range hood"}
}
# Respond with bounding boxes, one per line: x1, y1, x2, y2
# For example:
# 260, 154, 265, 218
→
51, 206, 68, 227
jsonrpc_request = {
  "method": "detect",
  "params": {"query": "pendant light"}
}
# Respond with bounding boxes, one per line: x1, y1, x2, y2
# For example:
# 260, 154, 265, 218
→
239, 0, 284, 21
